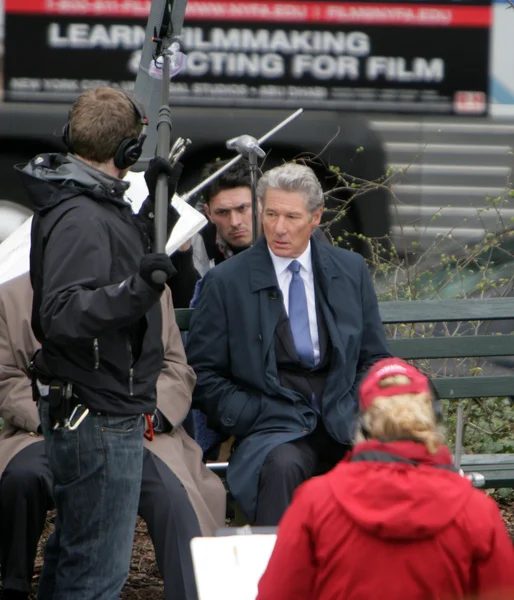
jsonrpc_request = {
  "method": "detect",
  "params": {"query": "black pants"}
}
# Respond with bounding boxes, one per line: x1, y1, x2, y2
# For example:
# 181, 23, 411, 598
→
139, 448, 201, 600
0, 442, 201, 600
0, 442, 53, 596
254, 423, 351, 526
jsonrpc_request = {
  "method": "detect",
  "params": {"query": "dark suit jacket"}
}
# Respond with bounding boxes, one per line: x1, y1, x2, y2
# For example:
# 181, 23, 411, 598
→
186, 235, 391, 521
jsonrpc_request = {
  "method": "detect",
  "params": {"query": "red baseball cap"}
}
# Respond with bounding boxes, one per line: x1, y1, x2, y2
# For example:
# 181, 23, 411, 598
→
359, 358, 431, 411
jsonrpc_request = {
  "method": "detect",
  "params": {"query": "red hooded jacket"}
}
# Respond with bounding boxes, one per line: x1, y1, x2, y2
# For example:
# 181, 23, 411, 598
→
257, 440, 514, 600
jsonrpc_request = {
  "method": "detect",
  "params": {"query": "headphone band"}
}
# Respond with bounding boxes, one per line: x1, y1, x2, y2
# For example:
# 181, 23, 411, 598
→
124, 93, 148, 151
62, 90, 149, 169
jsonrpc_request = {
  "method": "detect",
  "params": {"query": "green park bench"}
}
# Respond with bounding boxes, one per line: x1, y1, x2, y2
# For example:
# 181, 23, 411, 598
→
176, 297, 514, 491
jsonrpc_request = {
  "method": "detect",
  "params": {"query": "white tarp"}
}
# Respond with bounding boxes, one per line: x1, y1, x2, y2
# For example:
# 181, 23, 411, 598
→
0, 216, 32, 286
124, 171, 207, 256
0, 170, 207, 286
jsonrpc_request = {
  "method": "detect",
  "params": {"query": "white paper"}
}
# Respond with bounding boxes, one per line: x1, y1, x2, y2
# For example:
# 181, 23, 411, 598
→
0, 170, 207, 286
190, 535, 277, 600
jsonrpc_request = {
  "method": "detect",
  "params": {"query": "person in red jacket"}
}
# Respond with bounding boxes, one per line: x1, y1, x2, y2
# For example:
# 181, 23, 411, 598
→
257, 358, 514, 600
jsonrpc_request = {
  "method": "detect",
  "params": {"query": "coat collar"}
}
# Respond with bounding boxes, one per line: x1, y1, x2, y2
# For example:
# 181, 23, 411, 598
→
248, 236, 278, 292
249, 234, 336, 293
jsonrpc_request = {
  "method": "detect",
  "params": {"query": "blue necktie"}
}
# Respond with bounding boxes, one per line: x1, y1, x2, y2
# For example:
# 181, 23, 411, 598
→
287, 260, 314, 368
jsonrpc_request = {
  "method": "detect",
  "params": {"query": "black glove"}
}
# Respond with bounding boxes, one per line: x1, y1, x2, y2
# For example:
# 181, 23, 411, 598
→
137, 198, 180, 246
139, 253, 177, 291
138, 158, 183, 246
144, 157, 183, 202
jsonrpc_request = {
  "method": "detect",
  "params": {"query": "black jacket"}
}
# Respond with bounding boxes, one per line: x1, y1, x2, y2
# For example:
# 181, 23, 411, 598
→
18, 153, 164, 416
169, 247, 200, 308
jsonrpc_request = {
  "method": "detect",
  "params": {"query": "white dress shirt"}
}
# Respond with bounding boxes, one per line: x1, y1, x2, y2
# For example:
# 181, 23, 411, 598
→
268, 242, 320, 365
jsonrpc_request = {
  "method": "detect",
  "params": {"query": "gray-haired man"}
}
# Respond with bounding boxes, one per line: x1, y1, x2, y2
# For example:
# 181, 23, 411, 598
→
187, 162, 391, 526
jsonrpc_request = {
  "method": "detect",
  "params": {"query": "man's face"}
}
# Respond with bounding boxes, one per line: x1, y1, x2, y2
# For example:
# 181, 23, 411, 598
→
263, 189, 322, 258
204, 187, 254, 249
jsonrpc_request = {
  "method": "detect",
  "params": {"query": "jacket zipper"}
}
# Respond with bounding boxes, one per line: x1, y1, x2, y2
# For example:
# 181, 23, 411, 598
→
91, 338, 135, 395
128, 342, 134, 397
93, 338, 100, 370
129, 367, 134, 397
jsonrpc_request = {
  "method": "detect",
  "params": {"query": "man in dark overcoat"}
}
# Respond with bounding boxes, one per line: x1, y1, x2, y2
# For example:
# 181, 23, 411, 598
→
186, 162, 391, 525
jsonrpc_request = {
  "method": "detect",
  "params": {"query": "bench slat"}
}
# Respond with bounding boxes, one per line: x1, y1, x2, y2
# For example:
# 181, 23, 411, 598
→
460, 454, 514, 466
175, 308, 192, 332
178, 300, 514, 330
433, 376, 514, 398
460, 467, 514, 488
388, 335, 514, 359
207, 460, 514, 488
177, 301, 514, 490
380, 299, 514, 323
460, 454, 514, 486
177, 303, 514, 332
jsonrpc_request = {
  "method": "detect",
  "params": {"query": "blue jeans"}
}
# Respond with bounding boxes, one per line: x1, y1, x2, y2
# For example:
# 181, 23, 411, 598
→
37, 400, 144, 600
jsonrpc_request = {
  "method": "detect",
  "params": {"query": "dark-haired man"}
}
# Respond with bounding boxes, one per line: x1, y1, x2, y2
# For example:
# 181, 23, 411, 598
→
163, 159, 253, 310
189, 159, 255, 276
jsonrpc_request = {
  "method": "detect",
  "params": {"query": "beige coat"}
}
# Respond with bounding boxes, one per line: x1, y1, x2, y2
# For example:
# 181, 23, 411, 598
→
0, 273, 225, 535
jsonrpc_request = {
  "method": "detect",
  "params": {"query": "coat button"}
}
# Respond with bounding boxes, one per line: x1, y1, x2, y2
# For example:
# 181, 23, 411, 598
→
222, 416, 234, 426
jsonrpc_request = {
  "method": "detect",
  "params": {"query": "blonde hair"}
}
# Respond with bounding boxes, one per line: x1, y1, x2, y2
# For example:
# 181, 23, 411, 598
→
356, 374, 445, 454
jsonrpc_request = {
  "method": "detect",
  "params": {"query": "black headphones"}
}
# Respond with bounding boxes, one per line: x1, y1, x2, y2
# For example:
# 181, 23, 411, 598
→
62, 92, 148, 170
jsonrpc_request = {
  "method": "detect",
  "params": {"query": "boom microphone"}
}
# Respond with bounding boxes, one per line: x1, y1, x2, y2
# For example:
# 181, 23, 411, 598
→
226, 135, 266, 159
135, 0, 189, 283
134, 0, 188, 162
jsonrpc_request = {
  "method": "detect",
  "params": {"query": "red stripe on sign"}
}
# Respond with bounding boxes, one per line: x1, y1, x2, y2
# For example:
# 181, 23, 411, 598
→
5, 0, 491, 27
5, 0, 152, 17
186, 2, 491, 26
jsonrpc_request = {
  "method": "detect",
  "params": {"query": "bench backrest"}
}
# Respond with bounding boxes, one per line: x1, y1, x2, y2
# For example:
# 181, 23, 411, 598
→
175, 298, 514, 401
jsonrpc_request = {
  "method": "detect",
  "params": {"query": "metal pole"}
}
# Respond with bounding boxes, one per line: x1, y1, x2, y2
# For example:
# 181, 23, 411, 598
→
248, 150, 260, 244
257, 108, 304, 145
151, 50, 173, 284
154, 51, 171, 254
182, 108, 304, 202
454, 401, 464, 469
134, 0, 188, 162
